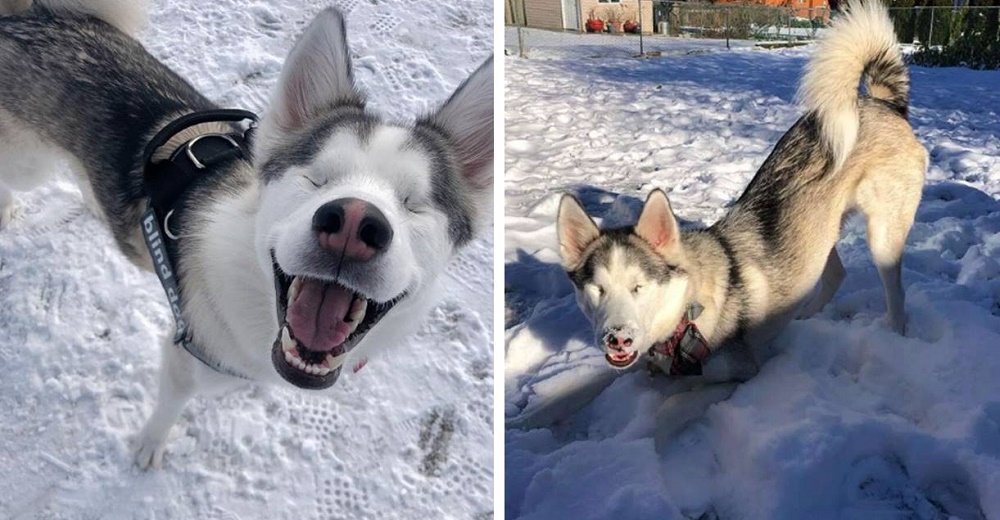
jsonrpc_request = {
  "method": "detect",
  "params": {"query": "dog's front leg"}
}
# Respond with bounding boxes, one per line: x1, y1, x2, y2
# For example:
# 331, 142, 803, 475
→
653, 381, 740, 453
701, 342, 759, 384
0, 183, 14, 230
134, 337, 198, 469
652, 344, 758, 451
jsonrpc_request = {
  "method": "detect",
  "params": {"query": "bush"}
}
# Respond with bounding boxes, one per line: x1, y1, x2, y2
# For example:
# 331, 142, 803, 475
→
890, 4, 1000, 70
663, 5, 791, 40
911, 40, 1000, 69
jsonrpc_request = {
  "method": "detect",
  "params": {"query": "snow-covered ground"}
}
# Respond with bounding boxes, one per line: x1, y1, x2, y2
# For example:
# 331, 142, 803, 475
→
0, 1, 492, 519
505, 45, 1000, 519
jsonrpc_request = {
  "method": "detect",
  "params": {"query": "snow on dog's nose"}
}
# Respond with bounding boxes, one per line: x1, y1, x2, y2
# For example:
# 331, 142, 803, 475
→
603, 326, 635, 349
602, 325, 639, 369
312, 198, 393, 262
605, 332, 633, 349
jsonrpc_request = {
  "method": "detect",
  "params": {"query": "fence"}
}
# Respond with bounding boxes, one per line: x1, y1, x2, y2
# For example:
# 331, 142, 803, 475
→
888, 5, 1000, 47
655, 3, 829, 42
505, 2, 1000, 61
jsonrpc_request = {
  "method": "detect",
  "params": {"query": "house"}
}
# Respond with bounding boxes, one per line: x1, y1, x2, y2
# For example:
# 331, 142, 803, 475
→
507, 0, 654, 33
711, 0, 830, 19
507, 0, 831, 33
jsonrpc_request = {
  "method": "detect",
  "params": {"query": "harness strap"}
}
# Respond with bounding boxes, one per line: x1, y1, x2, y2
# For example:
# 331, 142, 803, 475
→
141, 109, 258, 380
647, 303, 713, 376
142, 109, 258, 162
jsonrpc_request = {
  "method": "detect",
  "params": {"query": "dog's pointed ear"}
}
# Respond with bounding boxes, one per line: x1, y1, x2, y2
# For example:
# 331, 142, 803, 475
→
420, 57, 493, 227
557, 194, 600, 269
257, 8, 361, 158
635, 189, 681, 255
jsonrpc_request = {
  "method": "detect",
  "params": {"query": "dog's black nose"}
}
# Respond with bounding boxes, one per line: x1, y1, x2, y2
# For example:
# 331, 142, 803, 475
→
358, 210, 392, 251
312, 200, 345, 234
313, 198, 393, 261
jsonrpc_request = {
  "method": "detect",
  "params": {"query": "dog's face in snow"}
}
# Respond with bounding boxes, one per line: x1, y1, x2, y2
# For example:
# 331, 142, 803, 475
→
252, 9, 493, 390
557, 190, 690, 370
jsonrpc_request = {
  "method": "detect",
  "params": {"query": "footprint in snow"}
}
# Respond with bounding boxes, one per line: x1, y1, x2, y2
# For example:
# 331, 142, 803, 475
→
843, 455, 984, 520
418, 406, 456, 477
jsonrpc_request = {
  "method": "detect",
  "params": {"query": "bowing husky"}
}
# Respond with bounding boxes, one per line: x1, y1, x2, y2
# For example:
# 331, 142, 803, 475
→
557, 0, 925, 381
0, 0, 493, 468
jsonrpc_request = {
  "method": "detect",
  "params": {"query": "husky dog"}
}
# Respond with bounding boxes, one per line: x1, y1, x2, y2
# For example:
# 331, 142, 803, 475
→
557, 1, 925, 381
0, 0, 493, 468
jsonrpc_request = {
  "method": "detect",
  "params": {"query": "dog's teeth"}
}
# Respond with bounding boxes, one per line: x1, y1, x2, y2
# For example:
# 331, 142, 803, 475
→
281, 326, 296, 351
287, 277, 303, 303
305, 363, 331, 376
326, 352, 347, 370
284, 350, 295, 364
347, 297, 367, 324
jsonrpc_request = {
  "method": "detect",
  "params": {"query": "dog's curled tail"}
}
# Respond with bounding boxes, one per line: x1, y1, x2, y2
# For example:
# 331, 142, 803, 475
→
799, 0, 908, 172
0, 0, 149, 36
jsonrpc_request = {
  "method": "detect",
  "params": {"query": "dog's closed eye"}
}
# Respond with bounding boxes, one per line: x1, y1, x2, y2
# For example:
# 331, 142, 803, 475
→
403, 196, 426, 215
303, 175, 325, 188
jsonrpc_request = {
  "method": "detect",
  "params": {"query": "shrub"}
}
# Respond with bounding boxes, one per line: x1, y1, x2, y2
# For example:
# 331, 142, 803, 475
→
890, 3, 1000, 70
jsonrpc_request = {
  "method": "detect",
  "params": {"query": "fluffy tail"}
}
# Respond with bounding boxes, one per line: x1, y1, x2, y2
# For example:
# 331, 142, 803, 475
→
799, 0, 909, 171
0, 0, 149, 35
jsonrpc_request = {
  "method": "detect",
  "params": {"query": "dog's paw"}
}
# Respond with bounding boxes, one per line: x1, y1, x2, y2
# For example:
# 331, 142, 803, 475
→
0, 201, 14, 231
885, 311, 908, 336
133, 433, 168, 470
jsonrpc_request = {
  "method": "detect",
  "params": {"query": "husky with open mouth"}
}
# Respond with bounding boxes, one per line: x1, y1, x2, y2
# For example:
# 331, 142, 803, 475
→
557, 1, 924, 383
0, 0, 492, 468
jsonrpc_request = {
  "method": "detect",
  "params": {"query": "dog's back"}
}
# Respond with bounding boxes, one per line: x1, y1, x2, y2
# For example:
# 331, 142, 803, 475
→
0, 0, 220, 259
715, 0, 925, 339
1, 0, 148, 35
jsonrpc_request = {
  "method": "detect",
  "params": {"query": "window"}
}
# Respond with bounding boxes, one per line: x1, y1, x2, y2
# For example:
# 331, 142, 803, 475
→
598, 0, 622, 3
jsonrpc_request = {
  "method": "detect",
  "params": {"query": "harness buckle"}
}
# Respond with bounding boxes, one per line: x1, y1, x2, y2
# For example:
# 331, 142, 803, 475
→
184, 133, 240, 169
646, 302, 712, 377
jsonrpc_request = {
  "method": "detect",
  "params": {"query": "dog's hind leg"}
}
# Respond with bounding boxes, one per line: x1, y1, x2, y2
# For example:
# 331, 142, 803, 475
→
0, 0, 31, 15
0, 109, 71, 228
857, 165, 923, 335
797, 248, 845, 319
867, 219, 908, 335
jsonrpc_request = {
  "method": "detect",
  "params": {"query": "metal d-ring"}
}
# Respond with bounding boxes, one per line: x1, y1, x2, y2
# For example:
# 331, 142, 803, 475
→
185, 133, 240, 169
163, 209, 181, 240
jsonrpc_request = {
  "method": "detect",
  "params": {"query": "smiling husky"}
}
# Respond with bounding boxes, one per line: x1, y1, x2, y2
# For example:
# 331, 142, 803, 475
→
0, 0, 492, 468
557, 1, 925, 380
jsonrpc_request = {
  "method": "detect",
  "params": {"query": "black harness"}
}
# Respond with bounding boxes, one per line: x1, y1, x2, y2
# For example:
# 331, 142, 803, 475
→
140, 109, 258, 379
646, 303, 713, 376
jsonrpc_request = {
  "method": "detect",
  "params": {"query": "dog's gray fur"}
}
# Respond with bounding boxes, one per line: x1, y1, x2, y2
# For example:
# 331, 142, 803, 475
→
0, 0, 493, 468
558, 0, 925, 392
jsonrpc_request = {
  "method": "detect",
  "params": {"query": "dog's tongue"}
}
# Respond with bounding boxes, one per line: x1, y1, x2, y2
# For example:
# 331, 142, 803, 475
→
287, 279, 354, 352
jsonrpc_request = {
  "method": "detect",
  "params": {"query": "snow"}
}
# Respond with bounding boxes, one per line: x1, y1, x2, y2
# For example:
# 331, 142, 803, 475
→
504, 44, 1000, 519
0, 1, 492, 519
